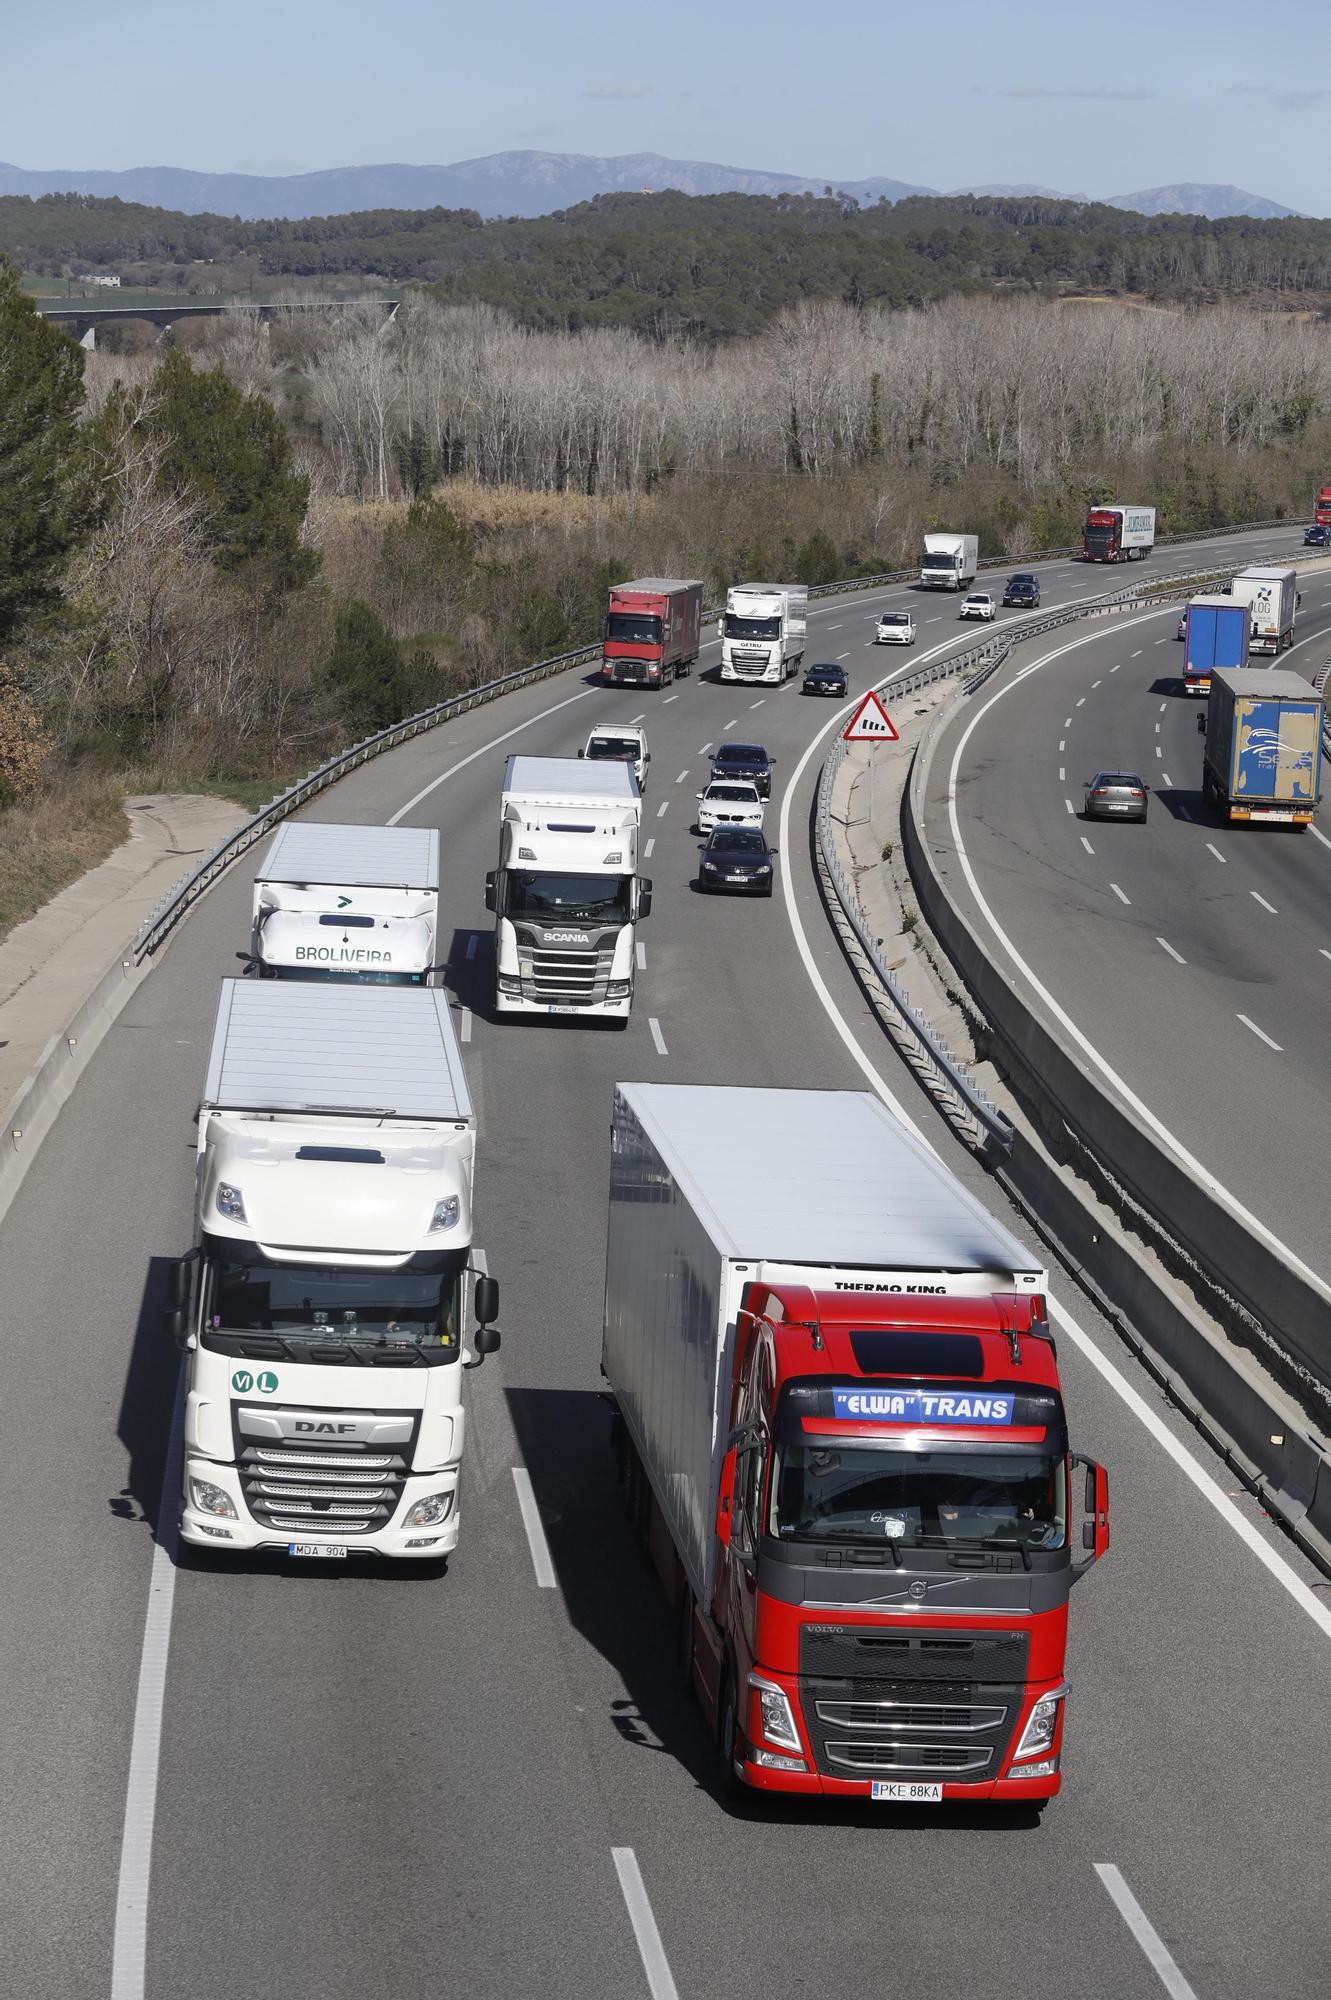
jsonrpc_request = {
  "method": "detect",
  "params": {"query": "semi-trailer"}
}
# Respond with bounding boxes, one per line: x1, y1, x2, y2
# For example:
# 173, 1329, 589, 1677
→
602, 1083, 1108, 1803
1202, 668, 1323, 826
1228, 566, 1298, 655
1083, 505, 1155, 562
1183, 595, 1249, 697
250, 822, 440, 985
601, 578, 703, 689
718, 583, 808, 684
485, 755, 649, 1022
173, 980, 500, 1563
919, 533, 979, 591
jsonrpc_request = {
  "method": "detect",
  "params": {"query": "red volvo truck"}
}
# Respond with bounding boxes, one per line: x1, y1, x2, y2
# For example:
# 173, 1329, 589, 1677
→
603, 1084, 1109, 1805
601, 578, 704, 689
1315, 486, 1331, 528
1083, 505, 1155, 563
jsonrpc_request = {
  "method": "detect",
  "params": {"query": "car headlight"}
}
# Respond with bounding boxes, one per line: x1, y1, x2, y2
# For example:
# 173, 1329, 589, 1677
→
701, 861, 718, 873
430, 1196, 460, 1232
749, 1673, 801, 1752
404, 1490, 454, 1529
1013, 1688, 1066, 1761
190, 1477, 238, 1519
755, 863, 772, 874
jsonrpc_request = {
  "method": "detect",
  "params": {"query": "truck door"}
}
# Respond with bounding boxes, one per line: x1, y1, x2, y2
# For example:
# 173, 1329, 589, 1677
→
725, 1333, 767, 1685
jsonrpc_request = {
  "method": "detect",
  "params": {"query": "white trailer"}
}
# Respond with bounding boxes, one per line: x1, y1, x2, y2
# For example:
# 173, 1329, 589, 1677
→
920, 534, 979, 591
485, 755, 649, 1023
175, 980, 500, 1563
252, 822, 440, 985
719, 584, 808, 683
1229, 566, 1298, 655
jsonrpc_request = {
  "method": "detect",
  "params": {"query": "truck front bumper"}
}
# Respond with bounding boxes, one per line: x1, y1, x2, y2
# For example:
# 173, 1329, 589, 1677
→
495, 988, 631, 1019
180, 1458, 461, 1560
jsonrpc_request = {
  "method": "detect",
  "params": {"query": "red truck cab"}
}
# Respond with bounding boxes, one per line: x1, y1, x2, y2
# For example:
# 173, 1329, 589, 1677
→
1315, 486, 1331, 528
692, 1286, 1108, 1803
601, 577, 703, 689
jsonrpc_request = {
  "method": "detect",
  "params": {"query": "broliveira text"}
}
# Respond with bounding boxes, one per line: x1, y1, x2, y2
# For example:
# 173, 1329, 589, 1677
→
602, 1084, 1109, 1804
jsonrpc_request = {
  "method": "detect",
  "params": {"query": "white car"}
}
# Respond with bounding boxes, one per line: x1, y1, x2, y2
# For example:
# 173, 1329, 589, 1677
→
581, 723, 649, 790
875, 611, 916, 645
695, 780, 765, 835
959, 593, 996, 622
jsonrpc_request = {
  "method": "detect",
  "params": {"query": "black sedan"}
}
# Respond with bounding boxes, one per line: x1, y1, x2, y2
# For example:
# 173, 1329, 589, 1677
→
802, 661, 848, 697
698, 826, 777, 895
711, 741, 775, 798
1002, 573, 1041, 608
1305, 524, 1331, 547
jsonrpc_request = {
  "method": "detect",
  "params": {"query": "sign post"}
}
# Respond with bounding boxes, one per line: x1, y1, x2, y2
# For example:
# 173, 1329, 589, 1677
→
842, 691, 900, 826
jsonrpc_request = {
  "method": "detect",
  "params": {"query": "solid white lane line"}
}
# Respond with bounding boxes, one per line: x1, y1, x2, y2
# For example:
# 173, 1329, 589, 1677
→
1309, 824, 1331, 853
1251, 891, 1278, 914
648, 1016, 668, 1057
111, 1365, 184, 2000
512, 1469, 557, 1588
1094, 1865, 1198, 2000
675, 769, 689, 784
1111, 882, 1130, 904
1238, 1014, 1282, 1050
750, 698, 766, 708
1157, 938, 1186, 964
635, 941, 646, 971
460, 1008, 472, 1043
1206, 842, 1227, 863
1081, 836, 1095, 854
612, 1849, 681, 2000
644, 838, 655, 858
389, 684, 596, 823
465, 934, 478, 961
1064, 798, 1074, 814
656, 802, 669, 819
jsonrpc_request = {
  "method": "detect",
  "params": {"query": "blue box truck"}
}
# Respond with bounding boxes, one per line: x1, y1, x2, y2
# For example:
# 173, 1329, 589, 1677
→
1202, 669, 1324, 826
1183, 596, 1249, 697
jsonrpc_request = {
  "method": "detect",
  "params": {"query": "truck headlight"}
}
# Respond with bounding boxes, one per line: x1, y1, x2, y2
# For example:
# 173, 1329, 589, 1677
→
429, 1196, 460, 1232
606, 979, 632, 999
216, 1182, 246, 1222
404, 1491, 454, 1529
190, 1477, 238, 1519
749, 1673, 801, 1752
1013, 1688, 1066, 1761
497, 974, 522, 995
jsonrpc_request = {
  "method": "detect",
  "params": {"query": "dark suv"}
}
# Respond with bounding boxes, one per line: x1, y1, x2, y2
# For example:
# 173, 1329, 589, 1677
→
711, 741, 775, 798
1002, 573, 1040, 608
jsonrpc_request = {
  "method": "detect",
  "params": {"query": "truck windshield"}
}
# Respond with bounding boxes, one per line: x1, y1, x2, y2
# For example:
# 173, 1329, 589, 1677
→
921, 553, 958, 571
508, 871, 631, 922
269, 966, 425, 986
605, 613, 662, 644
724, 614, 781, 639
202, 1242, 465, 1365
770, 1442, 1067, 1550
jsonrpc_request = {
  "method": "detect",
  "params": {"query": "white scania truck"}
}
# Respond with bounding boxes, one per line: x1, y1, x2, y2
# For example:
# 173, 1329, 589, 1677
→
920, 534, 980, 591
484, 755, 650, 1025
251, 822, 440, 985
172, 980, 500, 1563
719, 584, 809, 684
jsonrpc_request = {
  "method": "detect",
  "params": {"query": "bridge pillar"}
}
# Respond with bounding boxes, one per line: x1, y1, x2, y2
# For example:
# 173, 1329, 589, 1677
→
78, 322, 96, 351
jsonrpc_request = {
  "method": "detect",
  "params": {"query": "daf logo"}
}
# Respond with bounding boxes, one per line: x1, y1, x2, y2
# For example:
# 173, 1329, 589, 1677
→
295, 1420, 357, 1434
908, 1580, 927, 1602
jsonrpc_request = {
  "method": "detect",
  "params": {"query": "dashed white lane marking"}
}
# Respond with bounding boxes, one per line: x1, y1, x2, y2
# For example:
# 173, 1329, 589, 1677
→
635, 941, 646, 971
826, 622, 843, 630
656, 801, 669, 818
750, 698, 766, 708
465, 934, 478, 961
512, 1469, 557, 1588
629, 712, 645, 725
1091, 679, 1102, 688
1109, 663, 1120, 672
1155, 746, 1163, 758
1131, 649, 1143, 658
1159, 702, 1168, 711
1309, 824, 1331, 853
698, 743, 712, 756
648, 1016, 668, 1057
926, 615, 942, 623
675, 769, 689, 784
460, 1008, 473, 1043
1095, 1864, 1198, 2000
1155, 723, 1161, 733
1081, 836, 1095, 854
837, 651, 850, 660
613, 1849, 681, 2000
1064, 715, 1073, 727
1162, 772, 1173, 787
1157, 938, 1186, 964
1321, 949, 1331, 963
1076, 697, 1086, 707
1064, 798, 1075, 814
1178, 804, 1192, 821
1059, 738, 1066, 751
662, 693, 678, 704
1111, 882, 1131, 904
1251, 891, 1278, 913
1206, 842, 1227, 863
1155, 637, 1168, 645
1238, 1013, 1282, 1051
725, 717, 738, 727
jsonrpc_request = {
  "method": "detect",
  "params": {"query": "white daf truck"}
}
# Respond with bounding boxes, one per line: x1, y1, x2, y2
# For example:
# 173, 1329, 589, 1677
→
172, 980, 500, 1564
719, 584, 808, 684
251, 822, 440, 985
484, 755, 650, 1025
920, 533, 979, 591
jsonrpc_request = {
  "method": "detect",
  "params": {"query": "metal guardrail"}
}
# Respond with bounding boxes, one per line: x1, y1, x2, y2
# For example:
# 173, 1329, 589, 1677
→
132, 523, 1312, 962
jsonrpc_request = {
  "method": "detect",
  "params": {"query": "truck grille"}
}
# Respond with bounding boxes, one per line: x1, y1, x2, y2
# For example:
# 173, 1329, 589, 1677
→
235, 1426, 414, 1536
797, 1626, 1027, 1784
800, 1624, 1028, 1685
821, 1740, 993, 1775
528, 947, 606, 1003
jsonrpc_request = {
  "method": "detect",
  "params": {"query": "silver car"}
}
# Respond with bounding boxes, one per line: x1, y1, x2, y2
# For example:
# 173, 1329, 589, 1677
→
1084, 771, 1149, 822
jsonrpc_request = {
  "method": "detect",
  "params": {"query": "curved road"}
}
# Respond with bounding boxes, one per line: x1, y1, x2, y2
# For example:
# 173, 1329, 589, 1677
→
3, 525, 1329, 2000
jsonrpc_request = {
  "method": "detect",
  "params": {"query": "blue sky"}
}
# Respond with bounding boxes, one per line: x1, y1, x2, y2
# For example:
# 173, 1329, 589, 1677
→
7, 0, 1327, 210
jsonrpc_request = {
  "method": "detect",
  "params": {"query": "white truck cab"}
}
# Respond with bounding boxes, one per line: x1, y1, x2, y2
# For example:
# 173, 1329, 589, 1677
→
581, 722, 650, 791
251, 822, 440, 986
719, 584, 808, 683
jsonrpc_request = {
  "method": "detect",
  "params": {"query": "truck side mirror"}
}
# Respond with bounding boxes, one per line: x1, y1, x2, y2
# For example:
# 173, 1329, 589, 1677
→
474, 1273, 499, 1326
636, 880, 653, 921
166, 1257, 190, 1307
1070, 1454, 1109, 1576
715, 1447, 736, 1550
484, 872, 497, 915
161, 1306, 187, 1344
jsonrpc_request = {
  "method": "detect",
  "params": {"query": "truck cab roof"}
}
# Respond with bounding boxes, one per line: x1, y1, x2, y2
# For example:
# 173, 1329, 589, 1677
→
503, 754, 640, 806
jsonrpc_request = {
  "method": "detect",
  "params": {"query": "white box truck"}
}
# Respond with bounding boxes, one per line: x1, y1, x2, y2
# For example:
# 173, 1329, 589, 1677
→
172, 981, 500, 1563
602, 1084, 1108, 1802
920, 533, 979, 590
1229, 566, 1298, 655
484, 755, 650, 1024
1083, 505, 1155, 562
719, 584, 809, 683
251, 822, 440, 985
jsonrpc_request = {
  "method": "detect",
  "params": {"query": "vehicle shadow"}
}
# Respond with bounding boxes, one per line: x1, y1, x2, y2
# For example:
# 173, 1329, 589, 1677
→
437, 925, 492, 1015
1149, 675, 1187, 697
113, 1254, 185, 1541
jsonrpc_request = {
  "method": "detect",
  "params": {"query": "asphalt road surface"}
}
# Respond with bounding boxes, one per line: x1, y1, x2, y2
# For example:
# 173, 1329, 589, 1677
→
3, 524, 1329, 2000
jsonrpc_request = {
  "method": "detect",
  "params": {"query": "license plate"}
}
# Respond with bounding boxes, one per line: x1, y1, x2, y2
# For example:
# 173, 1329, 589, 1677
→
287, 1542, 348, 1559
546, 1004, 578, 1014
727, 873, 750, 882
1263, 811, 1295, 822
872, 1781, 943, 1803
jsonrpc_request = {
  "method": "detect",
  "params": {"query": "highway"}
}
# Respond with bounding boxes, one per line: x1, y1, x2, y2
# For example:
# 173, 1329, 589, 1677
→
927, 557, 1331, 1294
3, 522, 1330, 2000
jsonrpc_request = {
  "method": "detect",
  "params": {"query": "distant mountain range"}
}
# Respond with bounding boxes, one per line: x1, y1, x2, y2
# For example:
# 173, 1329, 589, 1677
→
0, 152, 1300, 223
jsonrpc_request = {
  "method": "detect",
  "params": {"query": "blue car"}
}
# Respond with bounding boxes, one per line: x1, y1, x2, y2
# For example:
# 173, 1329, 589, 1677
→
1304, 524, 1330, 547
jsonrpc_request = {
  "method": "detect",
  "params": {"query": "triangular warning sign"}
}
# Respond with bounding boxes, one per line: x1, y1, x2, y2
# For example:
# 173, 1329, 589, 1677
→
842, 690, 899, 743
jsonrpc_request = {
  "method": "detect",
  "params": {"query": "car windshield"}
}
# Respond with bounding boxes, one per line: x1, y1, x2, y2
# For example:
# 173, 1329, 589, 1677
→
587, 738, 640, 760
724, 614, 781, 639
709, 784, 757, 801
709, 828, 766, 853
507, 872, 632, 921
771, 1441, 1067, 1549
202, 1242, 465, 1365
718, 745, 766, 764
880, 615, 908, 625
605, 613, 661, 644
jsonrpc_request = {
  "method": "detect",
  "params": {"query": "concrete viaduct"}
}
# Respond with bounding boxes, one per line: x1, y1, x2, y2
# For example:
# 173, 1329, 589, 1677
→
36, 295, 400, 348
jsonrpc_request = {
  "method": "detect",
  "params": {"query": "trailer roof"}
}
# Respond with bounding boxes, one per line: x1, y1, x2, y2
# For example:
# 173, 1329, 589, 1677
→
503, 755, 638, 802
618, 1084, 1040, 1272
204, 980, 471, 1119
256, 821, 439, 890
610, 578, 704, 594
1211, 668, 1323, 701
1232, 566, 1296, 580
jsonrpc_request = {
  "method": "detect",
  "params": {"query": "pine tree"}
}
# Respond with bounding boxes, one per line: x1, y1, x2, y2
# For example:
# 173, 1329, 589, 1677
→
325, 601, 407, 736
0, 258, 95, 644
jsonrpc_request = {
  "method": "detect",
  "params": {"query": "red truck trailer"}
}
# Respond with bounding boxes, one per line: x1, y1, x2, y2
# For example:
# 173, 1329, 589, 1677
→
601, 577, 703, 689
603, 1084, 1109, 1805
